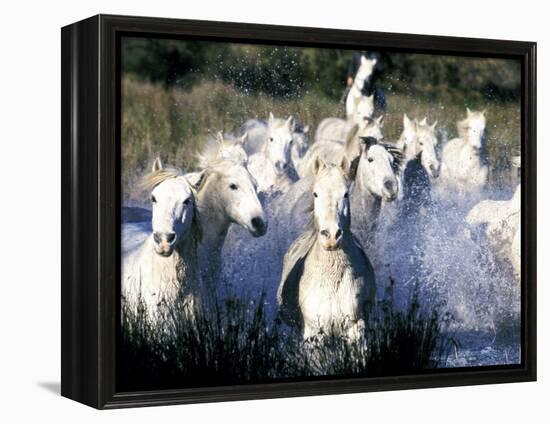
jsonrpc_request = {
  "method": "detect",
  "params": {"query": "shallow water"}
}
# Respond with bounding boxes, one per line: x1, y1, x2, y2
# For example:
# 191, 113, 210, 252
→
121, 181, 521, 368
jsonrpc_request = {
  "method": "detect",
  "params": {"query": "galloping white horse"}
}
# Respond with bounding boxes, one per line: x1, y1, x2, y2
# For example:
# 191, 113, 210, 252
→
189, 158, 268, 290
299, 124, 401, 249
397, 114, 440, 178
346, 55, 377, 122
277, 158, 376, 342
196, 131, 248, 168
439, 108, 488, 200
466, 185, 520, 279
122, 158, 204, 321
245, 113, 298, 193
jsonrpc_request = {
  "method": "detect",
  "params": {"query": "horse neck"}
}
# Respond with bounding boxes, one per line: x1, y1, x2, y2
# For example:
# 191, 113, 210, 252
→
401, 140, 419, 165
308, 230, 355, 280
195, 183, 231, 252
145, 231, 198, 288
353, 162, 382, 216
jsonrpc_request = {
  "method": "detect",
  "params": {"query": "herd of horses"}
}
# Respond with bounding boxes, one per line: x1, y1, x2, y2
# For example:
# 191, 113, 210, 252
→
122, 54, 521, 343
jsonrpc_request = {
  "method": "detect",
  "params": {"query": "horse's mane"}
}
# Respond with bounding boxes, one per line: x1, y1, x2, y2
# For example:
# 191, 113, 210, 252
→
379, 142, 404, 175
138, 166, 182, 193
196, 137, 222, 169
196, 135, 245, 169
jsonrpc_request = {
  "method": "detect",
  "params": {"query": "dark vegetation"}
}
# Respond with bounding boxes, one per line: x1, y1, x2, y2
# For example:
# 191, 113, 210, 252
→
118, 284, 452, 391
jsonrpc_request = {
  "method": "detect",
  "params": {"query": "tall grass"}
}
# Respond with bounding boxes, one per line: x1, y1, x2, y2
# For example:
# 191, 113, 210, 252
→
122, 76, 520, 203
118, 283, 452, 392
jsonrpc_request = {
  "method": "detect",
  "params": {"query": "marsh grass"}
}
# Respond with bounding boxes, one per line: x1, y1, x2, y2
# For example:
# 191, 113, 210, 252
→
122, 76, 520, 203
118, 283, 452, 391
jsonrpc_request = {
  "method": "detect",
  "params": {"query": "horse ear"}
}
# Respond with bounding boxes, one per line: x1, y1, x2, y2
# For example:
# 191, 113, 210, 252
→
312, 157, 327, 176
481, 109, 487, 116
376, 115, 385, 127
268, 112, 275, 125
360, 136, 378, 152
360, 54, 367, 65
152, 157, 163, 173
430, 120, 438, 131
419, 117, 427, 126
216, 131, 225, 145
466, 107, 472, 116
286, 116, 295, 131
302, 124, 310, 134
238, 132, 248, 146
340, 155, 359, 181
185, 170, 207, 191
371, 57, 377, 67
403, 114, 414, 131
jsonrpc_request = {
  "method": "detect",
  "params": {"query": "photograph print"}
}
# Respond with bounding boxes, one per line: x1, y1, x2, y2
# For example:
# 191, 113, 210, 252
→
119, 35, 522, 392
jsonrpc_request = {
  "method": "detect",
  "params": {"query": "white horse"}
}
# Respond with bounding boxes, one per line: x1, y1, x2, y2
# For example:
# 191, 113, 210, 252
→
397, 114, 440, 178
246, 113, 298, 193
196, 131, 248, 168
122, 158, 204, 322
299, 124, 401, 250
439, 108, 489, 200
189, 158, 268, 290
466, 185, 520, 279
394, 115, 441, 217
277, 158, 376, 342
346, 55, 377, 122
241, 116, 308, 173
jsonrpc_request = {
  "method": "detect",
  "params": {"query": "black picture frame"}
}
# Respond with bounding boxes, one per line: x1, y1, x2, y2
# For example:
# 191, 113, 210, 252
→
61, 14, 537, 409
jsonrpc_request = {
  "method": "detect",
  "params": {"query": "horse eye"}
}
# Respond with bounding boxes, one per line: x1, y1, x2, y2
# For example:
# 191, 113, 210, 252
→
367, 157, 374, 163
183, 198, 190, 206
151, 195, 157, 203
419, 142, 424, 146
269, 137, 274, 142
229, 183, 238, 190
313, 192, 318, 198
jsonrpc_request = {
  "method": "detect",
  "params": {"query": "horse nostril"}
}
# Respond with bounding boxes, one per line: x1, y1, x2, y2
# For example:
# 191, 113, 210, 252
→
165, 232, 176, 243
320, 229, 330, 238
251, 216, 265, 232
153, 232, 162, 244
335, 229, 343, 240
384, 179, 395, 193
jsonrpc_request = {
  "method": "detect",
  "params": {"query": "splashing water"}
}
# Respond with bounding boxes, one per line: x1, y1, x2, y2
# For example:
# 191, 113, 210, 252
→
122, 179, 521, 368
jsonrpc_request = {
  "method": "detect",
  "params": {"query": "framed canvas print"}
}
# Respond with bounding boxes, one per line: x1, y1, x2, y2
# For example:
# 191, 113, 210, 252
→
61, 14, 536, 409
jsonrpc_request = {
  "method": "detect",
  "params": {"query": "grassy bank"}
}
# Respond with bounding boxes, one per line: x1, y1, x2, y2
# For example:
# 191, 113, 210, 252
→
122, 76, 520, 203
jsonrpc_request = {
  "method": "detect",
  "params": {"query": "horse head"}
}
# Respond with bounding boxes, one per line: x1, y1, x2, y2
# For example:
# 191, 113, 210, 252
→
142, 157, 200, 257
264, 112, 295, 176
311, 157, 352, 251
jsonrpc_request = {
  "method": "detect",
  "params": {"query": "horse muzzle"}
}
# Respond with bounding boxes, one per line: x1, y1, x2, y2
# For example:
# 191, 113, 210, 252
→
153, 231, 177, 257
382, 179, 398, 201
274, 161, 288, 176
320, 228, 343, 251
429, 164, 440, 179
